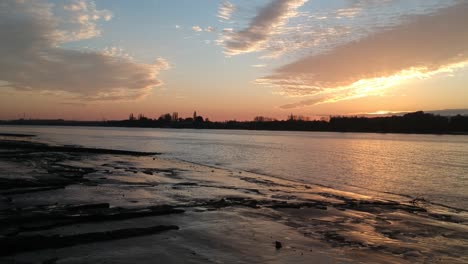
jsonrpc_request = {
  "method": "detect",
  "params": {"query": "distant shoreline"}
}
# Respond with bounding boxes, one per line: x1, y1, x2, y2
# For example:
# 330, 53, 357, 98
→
1, 119, 468, 136
1, 122, 468, 135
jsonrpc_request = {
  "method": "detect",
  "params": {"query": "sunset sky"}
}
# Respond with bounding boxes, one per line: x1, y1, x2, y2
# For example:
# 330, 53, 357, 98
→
0, 0, 467, 121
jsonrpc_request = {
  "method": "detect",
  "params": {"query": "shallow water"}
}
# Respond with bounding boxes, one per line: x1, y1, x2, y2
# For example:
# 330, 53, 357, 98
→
1, 125, 467, 209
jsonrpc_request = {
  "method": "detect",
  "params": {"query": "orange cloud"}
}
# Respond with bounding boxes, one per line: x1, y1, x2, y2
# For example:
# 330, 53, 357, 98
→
257, 2, 468, 108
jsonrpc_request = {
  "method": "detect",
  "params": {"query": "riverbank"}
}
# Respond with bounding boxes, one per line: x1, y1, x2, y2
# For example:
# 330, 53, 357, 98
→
0, 136, 467, 263
2, 109, 467, 135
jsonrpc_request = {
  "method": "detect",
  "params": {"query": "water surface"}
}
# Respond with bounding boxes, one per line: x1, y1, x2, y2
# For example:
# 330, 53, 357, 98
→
1, 125, 467, 209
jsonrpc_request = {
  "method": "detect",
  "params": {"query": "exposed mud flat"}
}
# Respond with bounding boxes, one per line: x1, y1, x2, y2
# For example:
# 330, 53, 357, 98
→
0, 137, 467, 263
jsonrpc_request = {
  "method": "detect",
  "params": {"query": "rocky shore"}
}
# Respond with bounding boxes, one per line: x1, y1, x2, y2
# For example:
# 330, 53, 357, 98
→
0, 135, 467, 263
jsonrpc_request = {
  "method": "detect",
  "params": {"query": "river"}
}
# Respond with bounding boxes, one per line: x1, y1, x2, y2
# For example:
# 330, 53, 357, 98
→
1, 125, 467, 209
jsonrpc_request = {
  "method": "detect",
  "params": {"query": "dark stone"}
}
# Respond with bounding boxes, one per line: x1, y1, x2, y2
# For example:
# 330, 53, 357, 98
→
0, 225, 179, 256
275, 241, 282, 249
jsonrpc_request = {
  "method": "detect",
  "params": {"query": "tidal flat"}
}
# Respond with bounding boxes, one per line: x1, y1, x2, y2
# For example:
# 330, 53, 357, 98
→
0, 135, 467, 263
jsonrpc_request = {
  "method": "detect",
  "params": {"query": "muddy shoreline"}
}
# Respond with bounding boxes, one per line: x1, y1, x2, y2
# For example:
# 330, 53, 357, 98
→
0, 135, 467, 263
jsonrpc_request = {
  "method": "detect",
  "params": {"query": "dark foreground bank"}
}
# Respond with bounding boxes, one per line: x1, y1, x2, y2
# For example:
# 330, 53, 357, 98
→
0, 135, 467, 263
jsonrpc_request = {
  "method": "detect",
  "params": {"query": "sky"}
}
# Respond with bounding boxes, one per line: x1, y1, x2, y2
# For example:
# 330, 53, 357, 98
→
0, 0, 467, 121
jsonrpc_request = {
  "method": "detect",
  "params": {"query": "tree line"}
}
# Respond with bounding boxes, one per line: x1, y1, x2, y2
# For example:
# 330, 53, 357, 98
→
1, 111, 467, 134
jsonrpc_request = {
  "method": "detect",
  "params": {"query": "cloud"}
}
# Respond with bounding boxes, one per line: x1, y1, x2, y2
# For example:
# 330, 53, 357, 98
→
279, 98, 326, 109
220, 0, 308, 56
219, 0, 455, 60
218, 1, 235, 21
335, 7, 362, 18
192, 26, 215, 33
60, 0, 113, 42
192, 26, 203, 32
0, 0, 169, 101
102, 46, 133, 60
205, 26, 215, 32
257, 2, 468, 108
175, 25, 181, 29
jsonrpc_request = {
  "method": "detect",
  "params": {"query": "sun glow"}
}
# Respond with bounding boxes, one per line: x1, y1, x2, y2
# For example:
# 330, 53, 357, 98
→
259, 61, 468, 108
329, 61, 468, 102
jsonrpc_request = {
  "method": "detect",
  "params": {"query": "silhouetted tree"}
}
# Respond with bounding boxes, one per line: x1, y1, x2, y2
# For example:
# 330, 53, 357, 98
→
172, 112, 179, 122
138, 114, 149, 121
158, 113, 172, 123
194, 116, 204, 123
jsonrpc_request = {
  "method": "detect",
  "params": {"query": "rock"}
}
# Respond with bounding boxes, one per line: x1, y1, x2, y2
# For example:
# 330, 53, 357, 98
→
0, 225, 179, 256
43, 257, 59, 264
404, 250, 423, 258
66, 203, 110, 211
275, 241, 282, 249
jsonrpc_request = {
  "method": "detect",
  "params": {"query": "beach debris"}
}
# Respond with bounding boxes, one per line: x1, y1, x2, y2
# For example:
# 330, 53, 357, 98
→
275, 241, 282, 249
410, 196, 428, 207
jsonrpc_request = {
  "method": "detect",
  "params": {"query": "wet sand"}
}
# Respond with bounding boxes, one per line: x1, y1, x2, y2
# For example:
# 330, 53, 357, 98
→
0, 135, 467, 263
